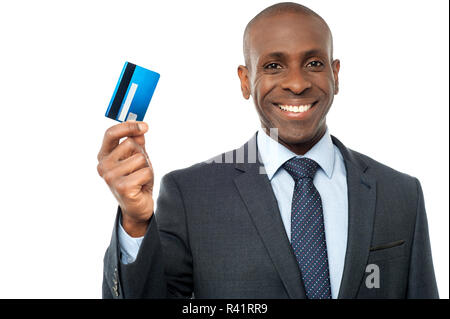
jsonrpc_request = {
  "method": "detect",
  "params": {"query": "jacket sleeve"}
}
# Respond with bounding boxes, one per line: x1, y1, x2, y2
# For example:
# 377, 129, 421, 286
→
406, 179, 439, 298
102, 172, 194, 298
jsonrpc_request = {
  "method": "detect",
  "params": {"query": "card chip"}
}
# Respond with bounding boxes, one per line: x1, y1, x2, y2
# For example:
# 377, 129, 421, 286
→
126, 112, 137, 121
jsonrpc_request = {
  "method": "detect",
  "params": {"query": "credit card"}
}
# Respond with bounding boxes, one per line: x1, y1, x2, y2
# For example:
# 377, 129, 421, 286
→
106, 62, 160, 122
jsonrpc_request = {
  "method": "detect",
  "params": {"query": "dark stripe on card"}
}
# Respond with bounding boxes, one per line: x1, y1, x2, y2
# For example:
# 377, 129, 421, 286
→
108, 62, 136, 120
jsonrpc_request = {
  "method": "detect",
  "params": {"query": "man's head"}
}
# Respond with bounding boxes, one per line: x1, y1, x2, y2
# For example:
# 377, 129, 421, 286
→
238, 2, 340, 155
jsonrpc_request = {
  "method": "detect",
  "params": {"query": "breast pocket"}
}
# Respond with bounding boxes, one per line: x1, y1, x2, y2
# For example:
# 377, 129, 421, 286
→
367, 240, 406, 262
358, 240, 409, 298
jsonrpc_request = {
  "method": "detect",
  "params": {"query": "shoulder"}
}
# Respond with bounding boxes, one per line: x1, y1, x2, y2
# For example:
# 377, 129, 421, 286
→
336, 143, 424, 223
160, 147, 244, 188
354, 147, 416, 178
162, 133, 259, 186
342, 144, 420, 197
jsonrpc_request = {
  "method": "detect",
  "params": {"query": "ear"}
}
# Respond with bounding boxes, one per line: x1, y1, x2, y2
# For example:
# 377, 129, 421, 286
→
332, 59, 340, 95
237, 65, 251, 99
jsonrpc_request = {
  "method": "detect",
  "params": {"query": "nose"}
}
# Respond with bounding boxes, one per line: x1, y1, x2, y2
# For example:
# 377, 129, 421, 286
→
280, 67, 312, 95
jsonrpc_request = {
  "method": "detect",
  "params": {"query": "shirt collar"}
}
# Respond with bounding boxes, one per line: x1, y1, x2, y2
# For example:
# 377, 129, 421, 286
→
257, 127, 335, 180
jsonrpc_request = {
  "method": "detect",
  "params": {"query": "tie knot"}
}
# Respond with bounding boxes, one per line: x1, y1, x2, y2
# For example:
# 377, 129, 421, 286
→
283, 157, 319, 181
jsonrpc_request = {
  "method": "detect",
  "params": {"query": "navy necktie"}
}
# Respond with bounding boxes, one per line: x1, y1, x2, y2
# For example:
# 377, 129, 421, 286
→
283, 157, 332, 299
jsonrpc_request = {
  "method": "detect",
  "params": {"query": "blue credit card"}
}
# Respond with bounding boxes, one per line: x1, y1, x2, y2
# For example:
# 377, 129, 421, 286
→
106, 62, 160, 122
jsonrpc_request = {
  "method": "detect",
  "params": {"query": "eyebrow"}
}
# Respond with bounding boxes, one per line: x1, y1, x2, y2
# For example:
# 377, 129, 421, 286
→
259, 49, 326, 63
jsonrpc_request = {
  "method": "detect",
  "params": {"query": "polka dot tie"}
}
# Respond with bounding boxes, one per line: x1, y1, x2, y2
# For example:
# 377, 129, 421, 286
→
283, 157, 332, 299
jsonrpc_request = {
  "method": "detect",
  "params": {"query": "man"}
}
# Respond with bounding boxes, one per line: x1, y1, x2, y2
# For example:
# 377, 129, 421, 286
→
97, 2, 439, 299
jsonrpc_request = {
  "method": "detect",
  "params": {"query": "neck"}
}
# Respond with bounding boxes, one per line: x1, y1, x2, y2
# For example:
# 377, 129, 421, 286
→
273, 126, 327, 156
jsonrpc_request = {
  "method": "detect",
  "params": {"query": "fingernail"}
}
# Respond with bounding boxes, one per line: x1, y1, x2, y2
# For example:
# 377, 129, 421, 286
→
138, 123, 148, 131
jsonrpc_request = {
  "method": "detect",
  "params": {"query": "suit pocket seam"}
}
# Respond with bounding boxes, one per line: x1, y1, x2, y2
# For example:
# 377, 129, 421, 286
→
369, 239, 405, 252
367, 241, 406, 263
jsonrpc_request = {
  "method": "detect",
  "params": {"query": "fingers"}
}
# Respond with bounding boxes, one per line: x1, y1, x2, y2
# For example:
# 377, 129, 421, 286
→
122, 166, 154, 189
97, 136, 148, 177
108, 137, 145, 162
98, 121, 148, 161
112, 167, 154, 201
131, 134, 146, 149
103, 152, 151, 186
101, 152, 153, 197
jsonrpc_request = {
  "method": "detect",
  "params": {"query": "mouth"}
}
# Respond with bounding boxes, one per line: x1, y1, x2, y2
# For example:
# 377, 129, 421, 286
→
273, 101, 317, 114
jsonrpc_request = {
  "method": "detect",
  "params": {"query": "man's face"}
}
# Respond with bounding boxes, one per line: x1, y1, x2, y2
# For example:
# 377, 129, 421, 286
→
238, 12, 340, 153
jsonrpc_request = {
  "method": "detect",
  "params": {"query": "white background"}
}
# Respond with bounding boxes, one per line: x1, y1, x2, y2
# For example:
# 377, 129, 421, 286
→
0, 0, 448, 298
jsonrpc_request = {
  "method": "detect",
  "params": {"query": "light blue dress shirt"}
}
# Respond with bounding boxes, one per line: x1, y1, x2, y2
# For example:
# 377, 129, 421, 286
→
118, 216, 144, 264
256, 127, 348, 298
118, 127, 348, 298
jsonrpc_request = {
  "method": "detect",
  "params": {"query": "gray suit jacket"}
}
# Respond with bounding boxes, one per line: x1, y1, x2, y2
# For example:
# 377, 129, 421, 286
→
103, 133, 439, 299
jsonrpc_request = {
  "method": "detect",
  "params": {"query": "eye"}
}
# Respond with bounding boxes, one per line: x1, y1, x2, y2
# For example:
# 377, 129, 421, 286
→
264, 62, 282, 69
307, 60, 324, 68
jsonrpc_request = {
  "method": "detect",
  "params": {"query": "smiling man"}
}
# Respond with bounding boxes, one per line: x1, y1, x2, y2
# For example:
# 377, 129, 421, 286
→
98, 2, 439, 299
239, 4, 338, 155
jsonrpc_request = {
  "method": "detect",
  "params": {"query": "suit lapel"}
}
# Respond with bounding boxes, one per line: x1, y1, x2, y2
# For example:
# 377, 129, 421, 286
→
233, 134, 307, 299
231, 133, 377, 299
332, 136, 377, 299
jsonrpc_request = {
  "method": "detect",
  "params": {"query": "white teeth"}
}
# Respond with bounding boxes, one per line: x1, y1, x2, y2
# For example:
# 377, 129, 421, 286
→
277, 104, 313, 113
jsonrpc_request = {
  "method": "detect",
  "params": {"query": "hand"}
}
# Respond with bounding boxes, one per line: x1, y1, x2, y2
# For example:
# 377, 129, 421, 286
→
97, 121, 154, 237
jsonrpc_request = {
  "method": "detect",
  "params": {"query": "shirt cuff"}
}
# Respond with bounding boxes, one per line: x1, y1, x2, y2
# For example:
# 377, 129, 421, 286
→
118, 218, 144, 264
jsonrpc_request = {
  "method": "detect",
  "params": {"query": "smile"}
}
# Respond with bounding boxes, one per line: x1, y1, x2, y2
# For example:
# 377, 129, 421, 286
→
276, 103, 315, 113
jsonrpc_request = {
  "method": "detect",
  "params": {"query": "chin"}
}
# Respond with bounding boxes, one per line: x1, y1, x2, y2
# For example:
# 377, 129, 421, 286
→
278, 126, 322, 145
281, 132, 314, 145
